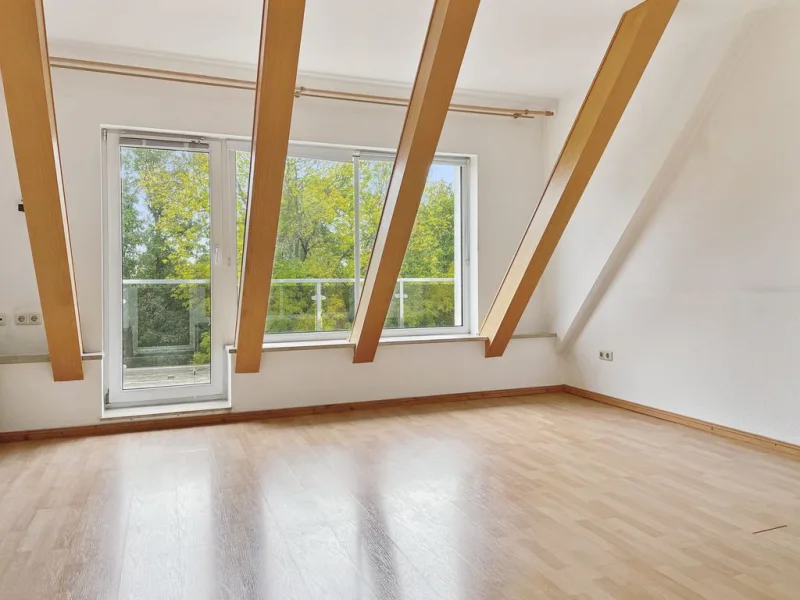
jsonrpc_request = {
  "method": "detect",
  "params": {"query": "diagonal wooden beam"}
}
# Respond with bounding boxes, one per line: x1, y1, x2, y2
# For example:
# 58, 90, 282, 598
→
350, 0, 481, 363
480, 0, 678, 358
235, 0, 306, 373
0, 0, 83, 381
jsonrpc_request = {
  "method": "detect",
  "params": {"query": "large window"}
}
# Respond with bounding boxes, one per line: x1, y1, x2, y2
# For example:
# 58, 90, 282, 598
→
234, 145, 469, 339
106, 133, 470, 406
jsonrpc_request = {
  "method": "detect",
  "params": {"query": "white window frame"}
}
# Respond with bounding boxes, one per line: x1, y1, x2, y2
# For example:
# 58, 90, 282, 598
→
104, 130, 232, 406
228, 140, 472, 344
104, 130, 474, 406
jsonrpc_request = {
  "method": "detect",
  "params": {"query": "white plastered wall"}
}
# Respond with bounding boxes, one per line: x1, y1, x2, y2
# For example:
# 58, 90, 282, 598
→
557, 5, 800, 445
0, 61, 560, 431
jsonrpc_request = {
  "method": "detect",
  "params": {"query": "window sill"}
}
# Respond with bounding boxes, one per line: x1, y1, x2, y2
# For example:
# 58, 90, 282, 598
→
101, 399, 231, 421
0, 351, 103, 365
378, 333, 482, 346
225, 332, 556, 355
261, 339, 355, 352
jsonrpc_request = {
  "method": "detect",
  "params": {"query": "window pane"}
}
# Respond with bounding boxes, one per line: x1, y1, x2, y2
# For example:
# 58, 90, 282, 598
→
235, 149, 463, 336
235, 152, 356, 334
359, 160, 461, 330
120, 146, 211, 389
321, 281, 356, 330
122, 282, 210, 389
357, 160, 392, 277
401, 280, 456, 329
235, 150, 250, 282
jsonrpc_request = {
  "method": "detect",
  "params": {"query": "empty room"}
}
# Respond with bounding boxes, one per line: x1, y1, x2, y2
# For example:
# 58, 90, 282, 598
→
1, 0, 799, 597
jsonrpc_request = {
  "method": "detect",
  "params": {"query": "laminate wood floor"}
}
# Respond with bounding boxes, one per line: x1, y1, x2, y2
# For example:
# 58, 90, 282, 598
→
1, 393, 799, 599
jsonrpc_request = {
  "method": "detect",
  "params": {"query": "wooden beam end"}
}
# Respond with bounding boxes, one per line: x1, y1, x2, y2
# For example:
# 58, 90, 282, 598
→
484, 338, 507, 359
52, 361, 85, 382
352, 345, 377, 364
233, 350, 262, 374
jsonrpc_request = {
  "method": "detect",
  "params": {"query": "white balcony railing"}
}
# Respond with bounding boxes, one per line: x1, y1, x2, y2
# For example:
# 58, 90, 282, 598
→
270, 277, 455, 330
122, 277, 456, 340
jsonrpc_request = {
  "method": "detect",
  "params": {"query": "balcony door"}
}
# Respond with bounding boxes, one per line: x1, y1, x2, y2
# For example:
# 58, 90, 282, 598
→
105, 132, 229, 406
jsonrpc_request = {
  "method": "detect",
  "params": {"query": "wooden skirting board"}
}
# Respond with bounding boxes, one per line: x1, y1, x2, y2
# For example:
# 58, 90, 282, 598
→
0, 386, 562, 443
564, 385, 800, 458
2, 384, 798, 459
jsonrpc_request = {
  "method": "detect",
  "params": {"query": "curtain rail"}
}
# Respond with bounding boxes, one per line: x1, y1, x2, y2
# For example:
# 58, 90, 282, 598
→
49, 57, 554, 120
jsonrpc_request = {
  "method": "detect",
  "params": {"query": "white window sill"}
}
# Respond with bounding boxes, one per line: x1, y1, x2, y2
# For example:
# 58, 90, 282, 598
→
378, 333, 482, 346
261, 339, 355, 352
101, 399, 231, 421
0, 351, 103, 365
225, 332, 556, 355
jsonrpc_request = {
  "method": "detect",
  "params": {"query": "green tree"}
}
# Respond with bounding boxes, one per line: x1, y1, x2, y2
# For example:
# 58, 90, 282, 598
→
356, 160, 457, 328
122, 147, 459, 369
235, 154, 457, 333
121, 147, 211, 367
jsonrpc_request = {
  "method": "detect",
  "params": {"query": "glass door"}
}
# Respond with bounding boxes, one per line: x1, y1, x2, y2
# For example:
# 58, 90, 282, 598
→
105, 132, 226, 405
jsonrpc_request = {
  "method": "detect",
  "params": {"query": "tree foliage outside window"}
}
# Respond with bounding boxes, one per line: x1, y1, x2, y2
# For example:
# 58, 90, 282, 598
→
121, 147, 211, 373
235, 152, 459, 334
120, 145, 461, 372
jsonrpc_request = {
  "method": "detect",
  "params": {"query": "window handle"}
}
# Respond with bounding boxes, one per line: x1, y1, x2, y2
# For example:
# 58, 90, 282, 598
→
214, 245, 222, 266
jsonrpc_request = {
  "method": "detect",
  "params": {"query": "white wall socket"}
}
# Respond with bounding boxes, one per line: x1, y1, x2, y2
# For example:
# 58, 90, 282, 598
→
599, 350, 614, 362
14, 313, 42, 326
0, 313, 6, 326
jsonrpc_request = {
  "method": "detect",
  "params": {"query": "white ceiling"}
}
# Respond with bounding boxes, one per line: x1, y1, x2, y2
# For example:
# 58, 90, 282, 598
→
43, 0, 774, 98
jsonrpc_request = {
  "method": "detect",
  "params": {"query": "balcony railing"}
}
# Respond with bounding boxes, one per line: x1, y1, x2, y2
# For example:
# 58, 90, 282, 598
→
122, 277, 457, 346
268, 277, 456, 332
120, 277, 457, 389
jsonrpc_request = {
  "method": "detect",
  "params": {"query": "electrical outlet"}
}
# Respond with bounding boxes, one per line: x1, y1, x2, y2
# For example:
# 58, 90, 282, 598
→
15, 313, 29, 325
0, 314, 6, 326
599, 350, 614, 362
28, 312, 42, 325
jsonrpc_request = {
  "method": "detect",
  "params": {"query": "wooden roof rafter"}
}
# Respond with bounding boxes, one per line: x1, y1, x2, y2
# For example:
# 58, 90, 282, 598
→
480, 0, 678, 357
350, 0, 482, 363
235, 0, 308, 373
0, 0, 84, 381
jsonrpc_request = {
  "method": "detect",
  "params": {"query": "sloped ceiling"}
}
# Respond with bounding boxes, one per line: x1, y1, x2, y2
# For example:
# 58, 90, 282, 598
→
42, 0, 776, 97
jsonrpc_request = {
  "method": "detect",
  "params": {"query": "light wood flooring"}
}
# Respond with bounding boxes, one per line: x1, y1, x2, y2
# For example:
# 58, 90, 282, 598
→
1, 392, 799, 599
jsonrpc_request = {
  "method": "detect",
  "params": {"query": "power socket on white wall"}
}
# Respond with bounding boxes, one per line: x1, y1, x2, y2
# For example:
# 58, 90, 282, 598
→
599, 350, 614, 362
0, 313, 6, 326
14, 312, 42, 326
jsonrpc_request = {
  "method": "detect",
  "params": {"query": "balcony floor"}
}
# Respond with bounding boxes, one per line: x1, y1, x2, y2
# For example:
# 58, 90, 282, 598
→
123, 364, 211, 389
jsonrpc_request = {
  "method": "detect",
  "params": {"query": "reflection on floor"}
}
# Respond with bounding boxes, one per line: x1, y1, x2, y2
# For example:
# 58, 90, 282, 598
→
123, 364, 211, 389
1, 393, 800, 599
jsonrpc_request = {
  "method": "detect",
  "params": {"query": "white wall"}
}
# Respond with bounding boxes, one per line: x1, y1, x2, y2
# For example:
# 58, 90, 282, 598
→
564, 5, 800, 445
232, 338, 561, 413
0, 360, 103, 431
0, 80, 47, 356
542, 12, 745, 340
0, 61, 559, 430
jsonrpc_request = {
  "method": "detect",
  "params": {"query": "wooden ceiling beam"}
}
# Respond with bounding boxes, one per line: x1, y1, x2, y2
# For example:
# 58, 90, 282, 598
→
480, 0, 678, 358
350, 0, 481, 363
235, 0, 306, 373
0, 0, 84, 381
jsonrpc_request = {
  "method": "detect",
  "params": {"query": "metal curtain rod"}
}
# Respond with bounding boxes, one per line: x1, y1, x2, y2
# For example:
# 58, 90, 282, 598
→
49, 57, 554, 120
